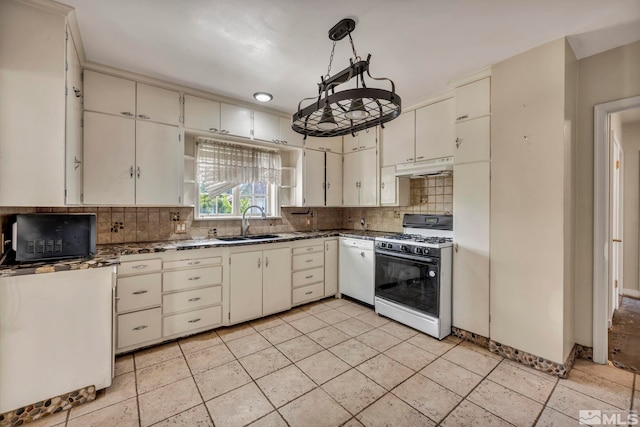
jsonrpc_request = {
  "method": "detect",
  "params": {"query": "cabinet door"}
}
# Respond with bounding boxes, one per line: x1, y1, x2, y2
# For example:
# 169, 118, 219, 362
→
263, 247, 292, 315
303, 149, 325, 206
454, 116, 490, 164
83, 112, 135, 205
184, 95, 221, 132
455, 77, 490, 121
230, 251, 263, 323
358, 148, 378, 206
324, 239, 338, 296
279, 117, 303, 147
453, 162, 490, 337
84, 70, 136, 117
358, 127, 378, 150
342, 133, 358, 153
381, 111, 415, 166
342, 152, 360, 206
65, 29, 83, 205
135, 121, 183, 205
415, 98, 455, 161
380, 165, 397, 205
136, 83, 181, 126
253, 110, 280, 142
305, 136, 343, 153
220, 103, 252, 138
325, 152, 343, 207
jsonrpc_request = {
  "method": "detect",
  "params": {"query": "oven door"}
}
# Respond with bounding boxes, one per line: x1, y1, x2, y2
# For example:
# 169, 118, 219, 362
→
375, 250, 440, 317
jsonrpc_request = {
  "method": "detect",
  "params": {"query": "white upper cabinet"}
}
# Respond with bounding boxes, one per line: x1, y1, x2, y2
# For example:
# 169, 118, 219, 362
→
380, 165, 410, 206
303, 149, 325, 207
83, 112, 136, 205
343, 127, 377, 153
343, 148, 378, 206
325, 152, 343, 207
305, 136, 343, 153
454, 116, 490, 164
84, 71, 136, 118
65, 28, 83, 205
183, 95, 221, 132
84, 71, 180, 126
455, 77, 490, 121
415, 98, 455, 161
220, 103, 252, 138
0, 1, 68, 206
136, 83, 181, 126
279, 117, 304, 147
135, 121, 183, 205
381, 112, 415, 166
253, 110, 280, 142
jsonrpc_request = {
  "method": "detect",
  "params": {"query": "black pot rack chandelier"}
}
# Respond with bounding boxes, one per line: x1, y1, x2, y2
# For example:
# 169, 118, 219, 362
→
291, 18, 401, 138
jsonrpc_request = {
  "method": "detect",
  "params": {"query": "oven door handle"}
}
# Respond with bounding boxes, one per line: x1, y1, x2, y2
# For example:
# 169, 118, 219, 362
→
375, 250, 438, 264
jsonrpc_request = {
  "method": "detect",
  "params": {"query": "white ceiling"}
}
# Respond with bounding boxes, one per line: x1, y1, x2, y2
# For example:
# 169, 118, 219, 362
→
60, 0, 640, 114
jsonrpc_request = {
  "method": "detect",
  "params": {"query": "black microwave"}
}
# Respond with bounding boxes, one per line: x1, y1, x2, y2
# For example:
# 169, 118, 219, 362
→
11, 214, 96, 262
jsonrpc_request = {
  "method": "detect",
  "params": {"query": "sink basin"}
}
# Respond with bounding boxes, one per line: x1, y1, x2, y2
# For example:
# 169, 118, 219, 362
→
216, 236, 250, 242
246, 234, 280, 240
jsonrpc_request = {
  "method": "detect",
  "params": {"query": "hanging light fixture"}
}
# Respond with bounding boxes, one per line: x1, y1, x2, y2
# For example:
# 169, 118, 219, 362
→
292, 18, 401, 138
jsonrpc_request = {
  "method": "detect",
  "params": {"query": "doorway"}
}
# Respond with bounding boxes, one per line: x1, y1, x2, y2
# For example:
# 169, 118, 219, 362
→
593, 97, 640, 365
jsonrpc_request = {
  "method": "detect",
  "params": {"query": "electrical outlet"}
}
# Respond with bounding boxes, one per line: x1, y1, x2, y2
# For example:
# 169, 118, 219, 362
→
360, 218, 366, 226
394, 211, 401, 219
175, 221, 188, 234
208, 228, 217, 238
306, 217, 311, 227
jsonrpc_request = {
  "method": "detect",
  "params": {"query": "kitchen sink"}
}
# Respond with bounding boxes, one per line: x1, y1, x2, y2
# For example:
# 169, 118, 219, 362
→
216, 236, 250, 241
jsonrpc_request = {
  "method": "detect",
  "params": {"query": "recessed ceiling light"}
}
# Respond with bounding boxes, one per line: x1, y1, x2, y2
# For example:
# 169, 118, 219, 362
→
253, 92, 273, 102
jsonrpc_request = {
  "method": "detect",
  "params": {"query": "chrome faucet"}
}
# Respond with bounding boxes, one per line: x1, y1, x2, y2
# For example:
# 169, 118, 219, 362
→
241, 205, 266, 236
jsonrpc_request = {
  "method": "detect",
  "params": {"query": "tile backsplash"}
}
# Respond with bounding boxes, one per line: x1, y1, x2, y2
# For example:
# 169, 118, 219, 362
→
0, 176, 451, 246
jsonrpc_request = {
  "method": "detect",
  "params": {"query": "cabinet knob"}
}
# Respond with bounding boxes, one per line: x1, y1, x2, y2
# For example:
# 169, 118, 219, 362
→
131, 264, 147, 269
265, 257, 269, 267
305, 291, 313, 295
209, 127, 218, 132
121, 112, 134, 117
417, 156, 425, 160
74, 156, 82, 170
132, 290, 148, 295
456, 115, 469, 121
188, 318, 201, 323
381, 182, 385, 189
137, 114, 151, 120
455, 138, 462, 148
73, 87, 82, 98
257, 258, 261, 268
130, 166, 135, 178
187, 261, 200, 265
132, 325, 148, 331
136, 166, 141, 178
188, 276, 201, 281
188, 297, 201, 302
305, 275, 314, 279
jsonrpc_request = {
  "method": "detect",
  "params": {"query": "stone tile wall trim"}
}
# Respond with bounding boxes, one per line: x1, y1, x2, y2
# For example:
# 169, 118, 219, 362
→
451, 327, 490, 349
489, 340, 580, 379
0, 385, 95, 427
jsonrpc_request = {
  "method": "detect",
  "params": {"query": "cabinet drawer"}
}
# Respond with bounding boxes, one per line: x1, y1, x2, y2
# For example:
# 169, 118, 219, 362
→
163, 266, 222, 292
292, 282, 324, 305
116, 273, 161, 313
163, 286, 222, 315
163, 256, 222, 270
118, 258, 162, 275
292, 267, 324, 287
117, 308, 161, 349
292, 252, 324, 271
163, 306, 222, 337
292, 244, 323, 255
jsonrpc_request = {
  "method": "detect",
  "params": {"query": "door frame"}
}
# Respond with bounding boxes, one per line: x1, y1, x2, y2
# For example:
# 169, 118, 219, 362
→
593, 96, 640, 364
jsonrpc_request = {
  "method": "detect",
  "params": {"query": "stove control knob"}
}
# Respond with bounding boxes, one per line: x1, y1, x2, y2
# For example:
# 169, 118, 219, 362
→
387, 244, 393, 250
414, 247, 423, 254
401, 245, 409, 252
423, 248, 430, 255
428, 270, 436, 278
379, 242, 386, 248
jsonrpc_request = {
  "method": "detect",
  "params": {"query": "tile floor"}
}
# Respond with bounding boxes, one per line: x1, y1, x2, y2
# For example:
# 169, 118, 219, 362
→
609, 296, 640, 372
29, 298, 639, 427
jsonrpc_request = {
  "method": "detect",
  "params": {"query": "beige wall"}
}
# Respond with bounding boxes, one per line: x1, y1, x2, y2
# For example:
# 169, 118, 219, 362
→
621, 121, 640, 295
491, 38, 571, 363
574, 40, 640, 346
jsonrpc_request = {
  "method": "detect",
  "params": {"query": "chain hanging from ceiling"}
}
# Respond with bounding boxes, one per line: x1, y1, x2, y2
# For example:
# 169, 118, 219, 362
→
291, 18, 402, 138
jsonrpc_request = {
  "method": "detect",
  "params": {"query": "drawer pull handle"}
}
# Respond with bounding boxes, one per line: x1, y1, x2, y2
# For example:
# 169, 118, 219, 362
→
131, 264, 148, 270
121, 111, 134, 117
132, 325, 148, 331
457, 115, 469, 120
132, 290, 148, 295
305, 259, 313, 263
305, 291, 313, 295
188, 261, 201, 265
305, 275, 313, 279
306, 248, 313, 251
188, 297, 201, 302
188, 318, 201, 323
188, 276, 201, 281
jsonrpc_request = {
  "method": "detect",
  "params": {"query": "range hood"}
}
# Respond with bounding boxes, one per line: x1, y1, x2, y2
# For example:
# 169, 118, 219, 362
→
394, 156, 453, 177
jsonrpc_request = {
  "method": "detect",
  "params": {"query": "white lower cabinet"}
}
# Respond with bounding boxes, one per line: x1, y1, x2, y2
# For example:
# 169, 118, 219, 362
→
163, 306, 222, 337
229, 245, 291, 324
292, 241, 326, 305
117, 308, 162, 349
324, 239, 339, 296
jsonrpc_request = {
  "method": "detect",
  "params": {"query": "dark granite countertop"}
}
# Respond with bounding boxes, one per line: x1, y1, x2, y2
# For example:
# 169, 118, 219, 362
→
0, 229, 391, 277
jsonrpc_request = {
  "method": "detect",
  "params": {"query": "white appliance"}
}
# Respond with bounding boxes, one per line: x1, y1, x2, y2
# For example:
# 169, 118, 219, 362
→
374, 214, 453, 339
339, 237, 375, 305
0, 268, 114, 413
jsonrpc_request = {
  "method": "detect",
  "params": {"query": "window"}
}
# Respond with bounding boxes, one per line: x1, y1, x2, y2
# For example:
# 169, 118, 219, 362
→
196, 139, 281, 218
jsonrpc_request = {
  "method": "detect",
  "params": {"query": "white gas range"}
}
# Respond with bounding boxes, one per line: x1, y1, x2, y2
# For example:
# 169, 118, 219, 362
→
374, 214, 453, 340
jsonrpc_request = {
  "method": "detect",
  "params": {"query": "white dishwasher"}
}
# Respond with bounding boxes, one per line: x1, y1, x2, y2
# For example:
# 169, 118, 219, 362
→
339, 237, 375, 305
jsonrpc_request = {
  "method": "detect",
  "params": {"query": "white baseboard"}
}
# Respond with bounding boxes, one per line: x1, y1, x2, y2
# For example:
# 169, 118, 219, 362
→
622, 289, 640, 298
